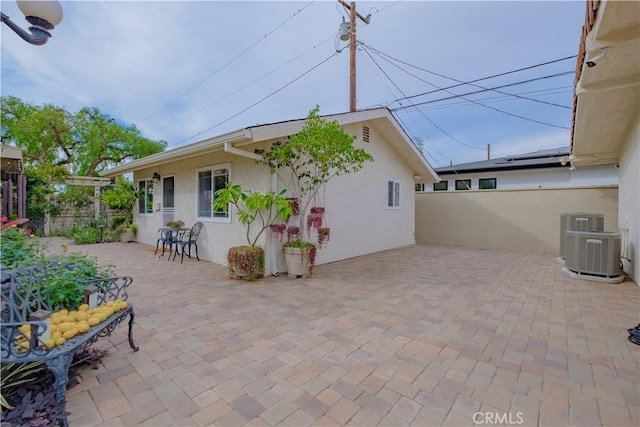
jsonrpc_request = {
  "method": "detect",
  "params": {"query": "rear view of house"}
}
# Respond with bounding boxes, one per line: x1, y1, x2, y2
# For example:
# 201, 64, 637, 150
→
102, 108, 437, 274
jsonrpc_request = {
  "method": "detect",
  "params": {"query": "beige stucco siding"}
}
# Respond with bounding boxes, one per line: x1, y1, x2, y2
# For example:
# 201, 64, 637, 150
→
314, 123, 416, 265
618, 120, 639, 280
416, 187, 619, 255
133, 149, 273, 266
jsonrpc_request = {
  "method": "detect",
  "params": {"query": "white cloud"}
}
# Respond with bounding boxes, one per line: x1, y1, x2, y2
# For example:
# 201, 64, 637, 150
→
1, 0, 585, 167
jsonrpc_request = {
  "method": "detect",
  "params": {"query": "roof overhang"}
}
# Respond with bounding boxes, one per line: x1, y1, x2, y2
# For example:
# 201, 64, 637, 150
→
101, 129, 252, 177
571, 0, 640, 167
102, 108, 439, 183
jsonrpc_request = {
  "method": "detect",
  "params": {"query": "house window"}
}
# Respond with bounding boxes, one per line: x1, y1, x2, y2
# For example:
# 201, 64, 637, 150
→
197, 166, 230, 221
388, 180, 400, 208
479, 178, 497, 190
415, 183, 424, 192
138, 179, 154, 215
433, 181, 448, 191
455, 179, 471, 190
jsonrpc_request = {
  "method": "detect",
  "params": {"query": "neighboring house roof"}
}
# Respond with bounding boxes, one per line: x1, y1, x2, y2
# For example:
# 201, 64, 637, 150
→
102, 108, 438, 182
436, 147, 569, 175
570, 0, 640, 167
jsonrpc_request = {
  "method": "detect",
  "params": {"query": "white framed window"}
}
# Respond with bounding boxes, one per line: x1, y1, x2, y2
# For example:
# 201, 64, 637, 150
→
197, 164, 230, 222
387, 179, 401, 209
138, 179, 154, 215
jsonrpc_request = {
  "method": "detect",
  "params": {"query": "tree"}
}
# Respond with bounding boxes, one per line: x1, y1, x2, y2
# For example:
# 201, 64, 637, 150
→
1, 96, 166, 176
256, 105, 374, 239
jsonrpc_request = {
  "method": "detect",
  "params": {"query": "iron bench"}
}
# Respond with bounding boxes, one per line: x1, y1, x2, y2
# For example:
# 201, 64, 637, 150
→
1, 262, 139, 426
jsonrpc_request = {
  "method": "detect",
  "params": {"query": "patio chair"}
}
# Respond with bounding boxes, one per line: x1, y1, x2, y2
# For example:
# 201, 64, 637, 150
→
154, 228, 174, 256
171, 222, 203, 263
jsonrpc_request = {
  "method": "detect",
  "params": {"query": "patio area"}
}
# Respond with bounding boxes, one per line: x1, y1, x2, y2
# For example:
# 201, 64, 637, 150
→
42, 237, 639, 426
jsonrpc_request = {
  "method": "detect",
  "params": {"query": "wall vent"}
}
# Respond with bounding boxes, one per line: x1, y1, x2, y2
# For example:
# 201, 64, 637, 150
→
362, 126, 370, 143
564, 230, 621, 278
559, 213, 604, 258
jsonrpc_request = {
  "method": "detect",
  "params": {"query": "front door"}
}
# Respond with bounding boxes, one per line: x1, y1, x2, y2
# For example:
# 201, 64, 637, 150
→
162, 176, 174, 226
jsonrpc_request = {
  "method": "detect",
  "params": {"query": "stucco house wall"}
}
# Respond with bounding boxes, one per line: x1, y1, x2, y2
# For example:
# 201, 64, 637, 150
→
618, 120, 639, 279
114, 108, 436, 275
422, 165, 618, 191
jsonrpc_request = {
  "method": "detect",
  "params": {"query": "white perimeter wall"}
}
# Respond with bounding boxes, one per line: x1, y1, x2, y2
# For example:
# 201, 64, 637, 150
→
416, 186, 619, 255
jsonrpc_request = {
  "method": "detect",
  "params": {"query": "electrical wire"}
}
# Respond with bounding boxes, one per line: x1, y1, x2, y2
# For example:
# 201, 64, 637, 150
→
363, 44, 573, 110
154, 34, 335, 134
137, 0, 315, 125
169, 52, 340, 148
391, 71, 574, 112
361, 44, 570, 129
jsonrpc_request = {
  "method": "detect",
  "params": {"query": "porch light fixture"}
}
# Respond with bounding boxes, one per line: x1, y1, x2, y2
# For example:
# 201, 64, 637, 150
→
1, 0, 63, 46
152, 172, 161, 181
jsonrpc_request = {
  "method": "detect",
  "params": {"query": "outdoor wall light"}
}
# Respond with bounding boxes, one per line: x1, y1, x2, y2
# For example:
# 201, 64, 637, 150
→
1, 0, 63, 46
152, 172, 161, 181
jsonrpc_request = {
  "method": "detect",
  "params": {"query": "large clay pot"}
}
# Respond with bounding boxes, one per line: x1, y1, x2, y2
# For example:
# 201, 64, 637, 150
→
120, 228, 135, 243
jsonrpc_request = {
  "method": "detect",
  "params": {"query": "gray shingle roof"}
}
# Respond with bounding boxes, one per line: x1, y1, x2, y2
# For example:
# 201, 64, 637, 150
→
436, 147, 569, 174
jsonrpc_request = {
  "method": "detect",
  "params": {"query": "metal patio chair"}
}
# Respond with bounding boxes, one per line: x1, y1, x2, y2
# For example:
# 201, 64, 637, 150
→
171, 222, 203, 263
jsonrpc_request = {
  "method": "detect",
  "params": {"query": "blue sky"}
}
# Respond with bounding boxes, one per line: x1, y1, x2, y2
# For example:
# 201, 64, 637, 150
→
1, 0, 585, 168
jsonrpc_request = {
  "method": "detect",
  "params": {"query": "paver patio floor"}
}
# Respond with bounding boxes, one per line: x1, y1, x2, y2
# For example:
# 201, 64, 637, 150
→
42, 238, 639, 426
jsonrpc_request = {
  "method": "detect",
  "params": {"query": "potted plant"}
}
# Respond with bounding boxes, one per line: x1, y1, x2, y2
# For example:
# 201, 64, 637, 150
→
101, 176, 139, 243
213, 183, 292, 280
256, 106, 373, 277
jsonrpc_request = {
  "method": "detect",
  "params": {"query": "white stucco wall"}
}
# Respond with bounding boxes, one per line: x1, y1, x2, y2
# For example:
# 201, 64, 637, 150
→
424, 165, 618, 191
133, 149, 272, 267
313, 122, 416, 266
618, 119, 639, 281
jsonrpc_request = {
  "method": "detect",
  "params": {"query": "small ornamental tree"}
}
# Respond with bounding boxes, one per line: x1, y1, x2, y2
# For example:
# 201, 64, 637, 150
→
256, 105, 374, 243
213, 183, 292, 280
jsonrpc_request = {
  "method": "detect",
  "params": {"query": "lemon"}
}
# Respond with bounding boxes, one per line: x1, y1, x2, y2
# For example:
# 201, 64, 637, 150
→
43, 339, 56, 349
87, 317, 100, 326
78, 304, 90, 312
55, 337, 66, 346
77, 322, 90, 333
51, 331, 62, 340
76, 312, 89, 321
62, 328, 78, 340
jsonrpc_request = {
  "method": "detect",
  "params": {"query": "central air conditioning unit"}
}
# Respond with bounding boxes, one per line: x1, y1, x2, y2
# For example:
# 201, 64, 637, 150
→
559, 213, 604, 258
564, 230, 621, 278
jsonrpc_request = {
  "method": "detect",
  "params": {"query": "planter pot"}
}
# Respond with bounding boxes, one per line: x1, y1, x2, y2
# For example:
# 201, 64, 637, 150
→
284, 246, 312, 277
228, 246, 264, 280
120, 228, 135, 243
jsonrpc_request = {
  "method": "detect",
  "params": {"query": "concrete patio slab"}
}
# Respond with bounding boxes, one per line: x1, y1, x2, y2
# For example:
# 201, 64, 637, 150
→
40, 238, 638, 426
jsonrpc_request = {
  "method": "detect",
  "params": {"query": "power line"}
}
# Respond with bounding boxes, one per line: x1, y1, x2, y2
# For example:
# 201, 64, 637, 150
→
155, 34, 335, 134
360, 44, 570, 129
169, 52, 340, 148
360, 44, 495, 155
364, 44, 573, 110
137, 0, 315, 125
391, 71, 574, 112
373, 54, 576, 108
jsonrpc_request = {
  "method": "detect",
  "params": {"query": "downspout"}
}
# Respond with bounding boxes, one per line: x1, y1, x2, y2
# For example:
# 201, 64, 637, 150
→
270, 172, 281, 276
223, 141, 282, 275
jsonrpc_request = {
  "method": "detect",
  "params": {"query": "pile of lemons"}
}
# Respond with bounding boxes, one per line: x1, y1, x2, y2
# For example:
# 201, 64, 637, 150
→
16, 300, 128, 351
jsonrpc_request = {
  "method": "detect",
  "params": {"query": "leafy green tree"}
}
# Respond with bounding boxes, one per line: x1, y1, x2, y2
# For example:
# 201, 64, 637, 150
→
256, 105, 374, 238
1, 96, 166, 176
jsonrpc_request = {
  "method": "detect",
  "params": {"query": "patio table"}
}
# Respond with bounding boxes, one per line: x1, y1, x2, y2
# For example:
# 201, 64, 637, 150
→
156, 227, 189, 259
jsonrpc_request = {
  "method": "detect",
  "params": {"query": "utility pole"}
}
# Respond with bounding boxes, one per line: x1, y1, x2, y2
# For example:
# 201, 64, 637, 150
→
338, 1, 370, 112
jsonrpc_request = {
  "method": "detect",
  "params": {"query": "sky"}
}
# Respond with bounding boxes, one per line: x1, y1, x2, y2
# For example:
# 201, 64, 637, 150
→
1, 0, 586, 168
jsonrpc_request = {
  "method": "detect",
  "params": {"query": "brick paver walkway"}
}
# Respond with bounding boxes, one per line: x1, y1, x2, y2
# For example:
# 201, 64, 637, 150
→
42, 238, 639, 426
